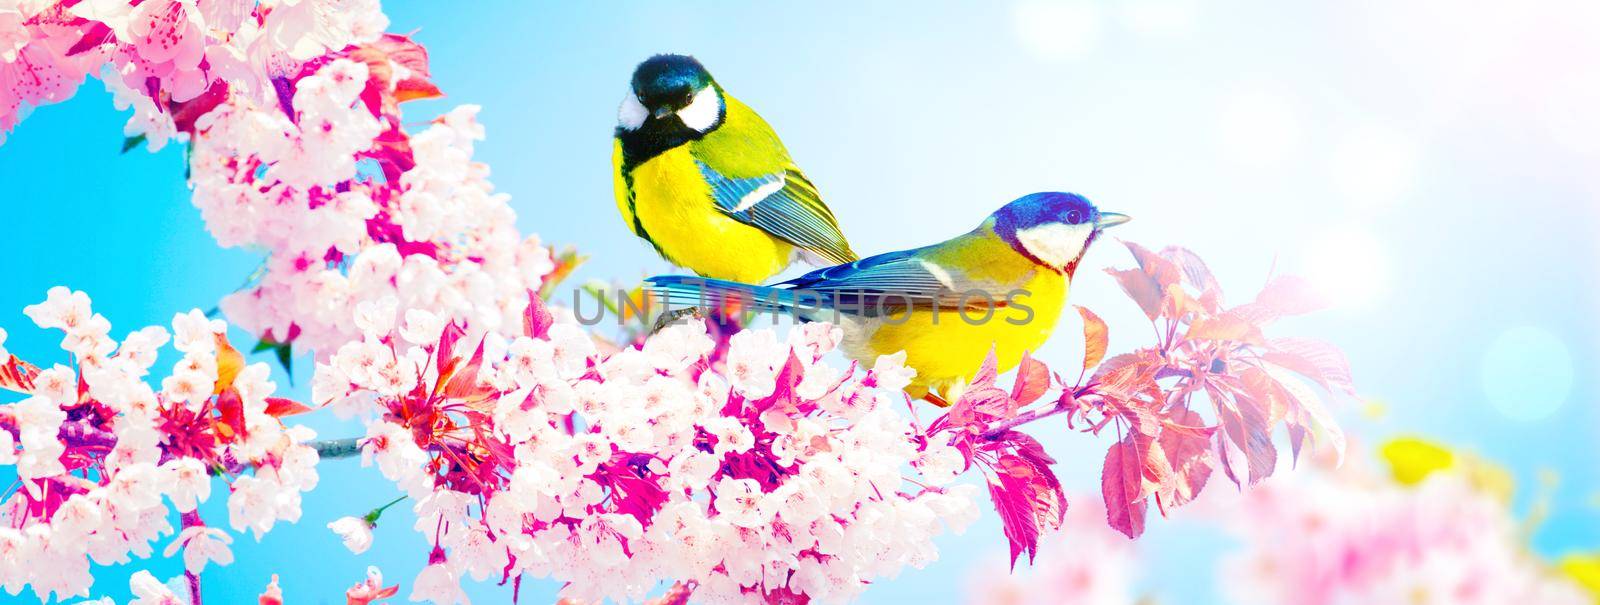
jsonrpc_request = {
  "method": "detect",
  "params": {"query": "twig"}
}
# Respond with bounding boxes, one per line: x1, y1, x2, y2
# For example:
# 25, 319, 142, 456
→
312, 437, 363, 460
979, 391, 1085, 440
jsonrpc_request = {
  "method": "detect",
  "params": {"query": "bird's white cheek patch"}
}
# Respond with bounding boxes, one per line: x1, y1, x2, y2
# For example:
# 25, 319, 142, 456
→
678, 87, 723, 132
618, 92, 647, 131
1015, 223, 1093, 269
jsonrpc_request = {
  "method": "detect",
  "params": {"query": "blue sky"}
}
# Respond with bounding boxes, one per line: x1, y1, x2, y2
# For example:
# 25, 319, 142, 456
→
2, 1, 1597, 603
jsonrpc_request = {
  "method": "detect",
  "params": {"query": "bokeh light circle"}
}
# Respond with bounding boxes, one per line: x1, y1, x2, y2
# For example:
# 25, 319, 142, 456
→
1330, 125, 1420, 210
1480, 326, 1574, 422
1013, 0, 1104, 61
1299, 226, 1389, 310
1216, 88, 1303, 169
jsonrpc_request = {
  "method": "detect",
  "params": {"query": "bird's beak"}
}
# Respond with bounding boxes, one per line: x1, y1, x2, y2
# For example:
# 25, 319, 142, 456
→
652, 106, 675, 119
1097, 212, 1132, 229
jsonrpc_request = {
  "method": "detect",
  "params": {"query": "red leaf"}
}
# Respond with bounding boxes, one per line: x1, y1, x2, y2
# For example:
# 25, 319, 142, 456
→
347, 33, 444, 116
984, 434, 1066, 568
1264, 337, 1357, 396
1090, 353, 1160, 401
0, 354, 41, 395
1153, 409, 1215, 512
1106, 268, 1163, 321
1009, 351, 1051, 406
213, 332, 245, 395
1125, 241, 1183, 288
264, 397, 313, 417
1075, 306, 1109, 371
1253, 275, 1326, 317
66, 22, 114, 56
169, 79, 230, 134
647, 583, 694, 605
213, 389, 248, 443
972, 346, 1000, 388
1213, 386, 1277, 486
1184, 312, 1262, 344
1229, 275, 1326, 326
434, 320, 467, 378
949, 381, 1016, 427
1101, 432, 1149, 538
438, 337, 494, 405
523, 289, 553, 339
1159, 246, 1222, 300
1262, 363, 1346, 464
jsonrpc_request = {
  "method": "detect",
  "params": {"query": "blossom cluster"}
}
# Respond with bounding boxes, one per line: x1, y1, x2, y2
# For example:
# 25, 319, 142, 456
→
0, 288, 318, 602
1, 1, 564, 358
73, 565, 398, 604
1219, 439, 1591, 605
313, 292, 981, 604
962, 439, 1599, 605
191, 47, 560, 357
0, 0, 386, 147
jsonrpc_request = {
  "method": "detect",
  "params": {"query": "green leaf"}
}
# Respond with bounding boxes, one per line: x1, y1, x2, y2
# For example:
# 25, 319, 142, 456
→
252, 338, 296, 385
276, 342, 294, 385
120, 134, 146, 154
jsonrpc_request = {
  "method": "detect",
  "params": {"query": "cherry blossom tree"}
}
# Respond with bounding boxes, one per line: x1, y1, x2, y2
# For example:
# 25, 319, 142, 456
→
0, 1, 1358, 603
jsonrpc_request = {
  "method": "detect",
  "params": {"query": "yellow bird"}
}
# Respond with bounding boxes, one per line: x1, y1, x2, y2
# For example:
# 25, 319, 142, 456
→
613, 54, 857, 284
647, 192, 1129, 404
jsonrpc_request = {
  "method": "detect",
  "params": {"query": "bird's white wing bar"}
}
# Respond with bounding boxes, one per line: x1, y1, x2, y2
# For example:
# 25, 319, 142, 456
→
918, 259, 958, 290
733, 174, 786, 212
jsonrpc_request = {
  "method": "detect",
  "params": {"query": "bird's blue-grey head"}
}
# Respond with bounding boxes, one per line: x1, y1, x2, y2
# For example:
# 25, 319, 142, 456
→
992, 192, 1131, 273
618, 54, 723, 133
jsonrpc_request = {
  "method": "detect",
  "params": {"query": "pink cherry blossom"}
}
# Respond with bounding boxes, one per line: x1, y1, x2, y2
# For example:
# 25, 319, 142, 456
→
1, 291, 318, 598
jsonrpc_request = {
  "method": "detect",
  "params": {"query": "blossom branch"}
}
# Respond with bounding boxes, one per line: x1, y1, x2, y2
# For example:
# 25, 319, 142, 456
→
313, 437, 364, 460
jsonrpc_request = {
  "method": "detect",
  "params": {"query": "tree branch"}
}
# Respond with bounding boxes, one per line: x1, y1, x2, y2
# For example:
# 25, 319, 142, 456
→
981, 401, 1070, 440
312, 437, 363, 460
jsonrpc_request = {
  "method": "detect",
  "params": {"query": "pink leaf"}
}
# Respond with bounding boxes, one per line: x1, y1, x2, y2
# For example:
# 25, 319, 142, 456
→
1262, 364, 1346, 464
984, 434, 1066, 568
1214, 386, 1277, 486
1153, 409, 1215, 512
1106, 268, 1163, 321
1010, 351, 1051, 406
1124, 241, 1183, 288
523, 289, 554, 339
1101, 433, 1149, 538
263, 397, 314, 418
1076, 306, 1109, 371
1159, 246, 1222, 299
1253, 275, 1326, 317
1184, 312, 1262, 343
1265, 337, 1357, 396
972, 346, 1001, 388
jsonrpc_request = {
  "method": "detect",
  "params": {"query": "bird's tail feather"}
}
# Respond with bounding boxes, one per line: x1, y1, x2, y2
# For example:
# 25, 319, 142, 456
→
643, 275, 818, 317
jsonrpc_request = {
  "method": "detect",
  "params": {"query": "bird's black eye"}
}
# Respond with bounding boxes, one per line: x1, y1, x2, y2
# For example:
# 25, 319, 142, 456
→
1066, 210, 1082, 224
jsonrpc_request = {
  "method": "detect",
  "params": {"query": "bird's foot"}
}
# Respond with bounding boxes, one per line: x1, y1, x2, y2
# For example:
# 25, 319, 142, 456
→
650, 306, 704, 335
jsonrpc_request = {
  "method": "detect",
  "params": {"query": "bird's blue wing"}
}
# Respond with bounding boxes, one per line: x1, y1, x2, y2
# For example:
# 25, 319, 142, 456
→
695, 161, 858, 265
778, 248, 1015, 315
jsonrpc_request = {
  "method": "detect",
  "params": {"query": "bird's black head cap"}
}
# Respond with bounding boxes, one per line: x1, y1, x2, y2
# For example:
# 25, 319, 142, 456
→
631, 54, 714, 111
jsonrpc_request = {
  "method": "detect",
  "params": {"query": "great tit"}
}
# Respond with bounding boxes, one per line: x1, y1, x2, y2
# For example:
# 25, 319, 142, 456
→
613, 54, 857, 284
647, 192, 1129, 404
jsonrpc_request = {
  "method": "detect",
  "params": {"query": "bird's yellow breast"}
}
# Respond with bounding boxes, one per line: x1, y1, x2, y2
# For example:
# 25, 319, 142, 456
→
621, 145, 793, 283
856, 252, 1066, 399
